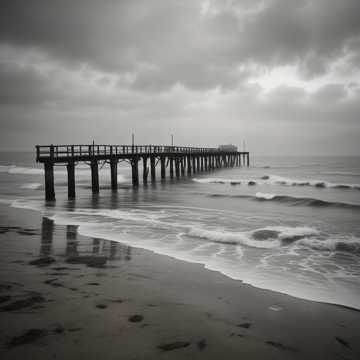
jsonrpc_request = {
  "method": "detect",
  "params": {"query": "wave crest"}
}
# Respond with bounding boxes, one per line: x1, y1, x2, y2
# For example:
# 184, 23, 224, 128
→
193, 175, 360, 190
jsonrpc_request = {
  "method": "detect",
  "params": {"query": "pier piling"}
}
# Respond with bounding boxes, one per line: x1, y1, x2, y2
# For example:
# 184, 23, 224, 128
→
110, 159, 118, 191
150, 156, 156, 182
67, 161, 75, 199
160, 156, 166, 180
131, 158, 139, 186
91, 160, 99, 194
44, 162, 55, 201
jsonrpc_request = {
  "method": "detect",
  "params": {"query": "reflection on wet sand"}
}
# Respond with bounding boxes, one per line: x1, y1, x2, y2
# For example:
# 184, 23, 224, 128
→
40, 217, 54, 256
39, 217, 132, 267
65, 225, 78, 257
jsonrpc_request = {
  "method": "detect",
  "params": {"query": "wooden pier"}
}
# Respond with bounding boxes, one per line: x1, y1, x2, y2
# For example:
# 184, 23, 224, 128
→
36, 144, 250, 201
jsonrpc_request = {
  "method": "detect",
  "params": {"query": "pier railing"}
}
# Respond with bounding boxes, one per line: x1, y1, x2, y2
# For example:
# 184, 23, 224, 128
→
36, 144, 235, 162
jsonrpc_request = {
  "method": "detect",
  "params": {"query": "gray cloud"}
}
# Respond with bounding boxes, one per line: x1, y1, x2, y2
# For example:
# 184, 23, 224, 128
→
1, 0, 359, 90
0, 0, 359, 154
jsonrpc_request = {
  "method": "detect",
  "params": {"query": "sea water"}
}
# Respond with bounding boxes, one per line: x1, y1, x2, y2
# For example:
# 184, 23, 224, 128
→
0, 152, 360, 308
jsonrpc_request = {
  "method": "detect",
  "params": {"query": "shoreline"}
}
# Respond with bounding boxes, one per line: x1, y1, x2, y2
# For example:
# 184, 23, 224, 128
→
1, 204, 360, 359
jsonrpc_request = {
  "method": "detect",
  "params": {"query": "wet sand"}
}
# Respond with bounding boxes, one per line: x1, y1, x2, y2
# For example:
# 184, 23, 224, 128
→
0, 204, 360, 359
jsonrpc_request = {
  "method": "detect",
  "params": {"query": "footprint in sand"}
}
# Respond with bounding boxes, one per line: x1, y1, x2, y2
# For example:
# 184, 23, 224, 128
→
157, 341, 190, 351
6, 329, 47, 348
128, 314, 144, 322
237, 322, 251, 329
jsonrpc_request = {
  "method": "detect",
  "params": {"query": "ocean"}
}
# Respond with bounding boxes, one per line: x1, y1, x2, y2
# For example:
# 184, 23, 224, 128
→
0, 152, 360, 309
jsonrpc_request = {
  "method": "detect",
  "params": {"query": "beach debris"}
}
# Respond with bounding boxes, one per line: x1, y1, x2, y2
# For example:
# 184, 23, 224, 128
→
197, 339, 207, 350
0, 295, 45, 312
335, 336, 351, 349
157, 341, 190, 351
96, 304, 107, 309
237, 322, 251, 329
265, 340, 298, 352
29, 256, 56, 267
87, 282, 100, 286
269, 305, 283, 312
248, 181, 256, 186
128, 314, 144, 322
6, 329, 47, 347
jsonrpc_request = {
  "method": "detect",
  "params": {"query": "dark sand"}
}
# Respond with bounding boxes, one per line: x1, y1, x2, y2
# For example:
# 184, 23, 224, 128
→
0, 204, 360, 359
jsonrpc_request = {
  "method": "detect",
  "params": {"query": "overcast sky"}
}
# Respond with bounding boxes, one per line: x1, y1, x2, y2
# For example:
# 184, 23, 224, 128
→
1, 0, 359, 155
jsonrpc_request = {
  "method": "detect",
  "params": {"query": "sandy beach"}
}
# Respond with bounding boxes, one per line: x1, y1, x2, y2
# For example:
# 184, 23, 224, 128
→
0, 203, 359, 359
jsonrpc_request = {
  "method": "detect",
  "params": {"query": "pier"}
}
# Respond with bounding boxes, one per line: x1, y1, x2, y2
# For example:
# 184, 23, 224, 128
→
36, 144, 250, 201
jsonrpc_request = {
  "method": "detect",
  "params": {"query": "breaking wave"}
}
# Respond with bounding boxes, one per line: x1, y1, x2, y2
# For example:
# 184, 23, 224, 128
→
193, 175, 360, 190
188, 225, 320, 248
207, 192, 360, 210
298, 237, 360, 254
0, 165, 44, 175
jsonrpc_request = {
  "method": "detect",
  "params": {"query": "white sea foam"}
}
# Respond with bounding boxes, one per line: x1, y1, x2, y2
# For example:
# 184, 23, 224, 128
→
188, 227, 281, 248
255, 192, 276, 200
193, 175, 360, 190
8, 166, 44, 175
261, 225, 320, 240
298, 236, 360, 253
20, 182, 42, 190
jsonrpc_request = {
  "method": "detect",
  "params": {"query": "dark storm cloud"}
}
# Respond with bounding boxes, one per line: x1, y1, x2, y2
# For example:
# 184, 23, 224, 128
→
1, 0, 360, 90
0, 61, 57, 105
0, 0, 359, 154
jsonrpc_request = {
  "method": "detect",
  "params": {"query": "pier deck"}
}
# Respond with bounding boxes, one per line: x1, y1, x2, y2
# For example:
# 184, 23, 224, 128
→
36, 144, 250, 201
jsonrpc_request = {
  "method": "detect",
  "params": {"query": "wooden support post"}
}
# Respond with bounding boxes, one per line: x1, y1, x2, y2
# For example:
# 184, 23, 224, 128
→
175, 158, 180, 178
160, 156, 166, 180
200, 156, 204, 171
143, 156, 148, 184
131, 158, 139, 186
110, 159, 118, 191
180, 157, 185, 176
247, 153, 250, 167
187, 155, 192, 175
67, 161, 75, 199
204, 156, 208, 171
169, 157, 174, 179
150, 156, 156, 181
91, 160, 99, 194
192, 156, 196, 173
44, 162, 55, 201
196, 156, 200, 171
